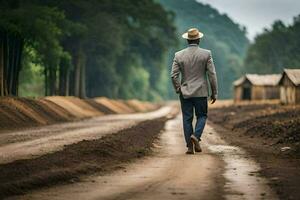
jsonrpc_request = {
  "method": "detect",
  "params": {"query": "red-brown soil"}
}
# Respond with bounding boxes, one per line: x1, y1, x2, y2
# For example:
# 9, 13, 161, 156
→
0, 97, 75, 130
209, 101, 300, 200
0, 96, 157, 132
44, 96, 104, 118
123, 99, 159, 112
93, 97, 136, 114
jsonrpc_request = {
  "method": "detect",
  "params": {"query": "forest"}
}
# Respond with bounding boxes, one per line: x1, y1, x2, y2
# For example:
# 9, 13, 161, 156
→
0, 0, 177, 100
3, 0, 295, 100
244, 15, 300, 74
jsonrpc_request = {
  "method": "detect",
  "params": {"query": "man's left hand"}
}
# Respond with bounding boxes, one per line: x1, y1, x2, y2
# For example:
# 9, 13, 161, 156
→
210, 95, 216, 104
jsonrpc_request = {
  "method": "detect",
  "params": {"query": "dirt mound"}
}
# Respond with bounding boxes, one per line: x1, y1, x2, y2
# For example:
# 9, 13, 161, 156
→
124, 99, 158, 112
0, 96, 157, 132
0, 118, 167, 198
0, 97, 74, 130
233, 108, 300, 143
209, 101, 300, 149
83, 99, 116, 114
93, 97, 135, 114
44, 96, 103, 118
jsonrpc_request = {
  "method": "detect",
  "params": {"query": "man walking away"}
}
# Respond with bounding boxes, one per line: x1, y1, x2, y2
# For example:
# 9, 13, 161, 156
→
171, 28, 218, 154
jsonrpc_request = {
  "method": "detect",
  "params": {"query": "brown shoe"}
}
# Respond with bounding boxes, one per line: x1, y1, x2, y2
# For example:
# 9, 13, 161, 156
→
191, 135, 202, 152
185, 144, 195, 154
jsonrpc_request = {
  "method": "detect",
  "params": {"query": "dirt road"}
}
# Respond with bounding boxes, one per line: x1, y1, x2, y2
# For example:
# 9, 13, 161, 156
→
209, 102, 300, 199
13, 115, 278, 200
0, 105, 174, 164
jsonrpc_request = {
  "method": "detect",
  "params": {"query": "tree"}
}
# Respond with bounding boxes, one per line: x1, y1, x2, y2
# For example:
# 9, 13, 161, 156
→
0, 0, 71, 96
244, 16, 300, 74
0, 0, 177, 100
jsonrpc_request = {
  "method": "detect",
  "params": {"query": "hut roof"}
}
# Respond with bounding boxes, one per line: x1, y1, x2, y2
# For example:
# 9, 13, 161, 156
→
280, 68, 300, 86
233, 74, 281, 86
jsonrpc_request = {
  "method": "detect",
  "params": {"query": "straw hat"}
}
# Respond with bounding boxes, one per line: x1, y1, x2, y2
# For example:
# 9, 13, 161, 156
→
182, 28, 204, 40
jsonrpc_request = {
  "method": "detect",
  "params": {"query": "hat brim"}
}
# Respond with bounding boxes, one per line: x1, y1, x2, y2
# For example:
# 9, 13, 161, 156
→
182, 32, 204, 40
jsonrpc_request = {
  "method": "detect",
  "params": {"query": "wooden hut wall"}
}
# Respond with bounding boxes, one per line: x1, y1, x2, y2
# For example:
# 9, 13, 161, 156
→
265, 86, 280, 99
234, 86, 243, 101
251, 86, 264, 100
280, 75, 296, 104
296, 86, 300, 103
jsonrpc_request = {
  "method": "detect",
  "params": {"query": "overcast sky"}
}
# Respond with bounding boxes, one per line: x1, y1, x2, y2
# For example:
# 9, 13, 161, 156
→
197, 0, 300, 40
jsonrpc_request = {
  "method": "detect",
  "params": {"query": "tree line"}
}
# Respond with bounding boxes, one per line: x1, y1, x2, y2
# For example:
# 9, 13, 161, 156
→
0, 0, 177, 100
244, 15, 300, 74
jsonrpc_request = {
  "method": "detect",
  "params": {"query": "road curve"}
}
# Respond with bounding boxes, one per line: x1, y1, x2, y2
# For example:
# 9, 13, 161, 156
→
0, 105, 175, 165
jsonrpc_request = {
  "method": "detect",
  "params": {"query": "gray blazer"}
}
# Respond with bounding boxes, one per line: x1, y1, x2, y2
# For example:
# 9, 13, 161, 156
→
171, 44, 218, 99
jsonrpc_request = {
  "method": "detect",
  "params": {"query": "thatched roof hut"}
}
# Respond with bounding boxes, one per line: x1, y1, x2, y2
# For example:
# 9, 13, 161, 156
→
233, 74, 281, 101
279, 68, 300, 104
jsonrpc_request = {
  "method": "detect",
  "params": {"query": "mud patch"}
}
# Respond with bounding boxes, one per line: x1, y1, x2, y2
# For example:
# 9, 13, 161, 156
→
209, 145, 277, 200
209, 102, 300, 199
0, 118, 167, 199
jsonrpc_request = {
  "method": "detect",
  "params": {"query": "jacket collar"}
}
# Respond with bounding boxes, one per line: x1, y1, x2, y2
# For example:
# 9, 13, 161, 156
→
188, 44, 199, 47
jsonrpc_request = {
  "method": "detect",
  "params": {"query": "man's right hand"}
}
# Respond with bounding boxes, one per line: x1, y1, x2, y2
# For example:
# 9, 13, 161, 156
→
210, 95, 216, 104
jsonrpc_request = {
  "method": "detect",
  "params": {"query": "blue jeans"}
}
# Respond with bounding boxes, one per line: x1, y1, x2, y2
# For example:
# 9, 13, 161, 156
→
179, 94, 208, 147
